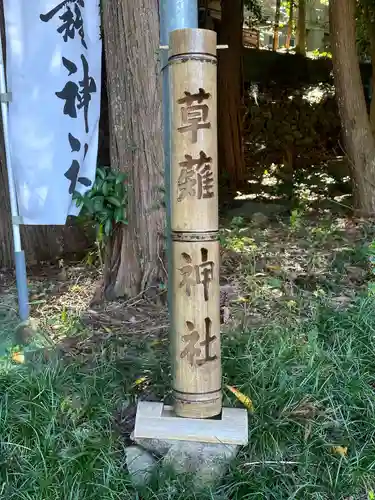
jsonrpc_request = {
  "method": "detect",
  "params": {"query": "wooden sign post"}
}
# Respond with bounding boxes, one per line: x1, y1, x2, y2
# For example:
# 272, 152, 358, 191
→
169, 29, 221, 419
133, 28, 247, 447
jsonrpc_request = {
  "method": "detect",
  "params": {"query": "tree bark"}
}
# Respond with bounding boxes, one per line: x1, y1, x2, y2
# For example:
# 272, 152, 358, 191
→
286, 0, 294, 51
0, 0, 91, 268
101, 0, 165, 299
273, 0, 281, 51
365, 8, 375, 135
218, 0, 246, 197
369, 55, 375, 138
330, 0, 375, 215
296, 0, 306, 56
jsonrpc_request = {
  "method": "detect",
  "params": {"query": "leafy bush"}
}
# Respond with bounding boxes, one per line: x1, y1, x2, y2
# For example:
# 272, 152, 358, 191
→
73, 166, 129, 266
73, 166, 128, 241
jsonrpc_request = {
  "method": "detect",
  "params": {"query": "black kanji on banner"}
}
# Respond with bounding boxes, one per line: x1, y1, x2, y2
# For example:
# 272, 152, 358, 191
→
56, 55, 97, 134
42, 1, 97, 198
64, 134, 91, 194
40, 0, 87, 49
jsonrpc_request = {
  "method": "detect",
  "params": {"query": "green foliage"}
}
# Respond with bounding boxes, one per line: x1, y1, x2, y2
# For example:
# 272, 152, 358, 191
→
311, 48, 332, 59
220, 217, 258, 254
357, 1, 371, 59
73, 167, 128, 267
244, 0, 264, 25
356, 0, 375, 60
289, 207, 304, 231
281, 0, 295, 29
73, 166, 128, 241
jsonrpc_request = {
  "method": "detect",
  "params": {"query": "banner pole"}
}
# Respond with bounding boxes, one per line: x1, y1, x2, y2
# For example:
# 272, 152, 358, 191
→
160, 0, 198, 387
0, 29, 29, 321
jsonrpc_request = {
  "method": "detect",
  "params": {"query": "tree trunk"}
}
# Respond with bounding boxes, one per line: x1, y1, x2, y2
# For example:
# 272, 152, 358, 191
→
296, 0, 306, 56
218, 0, 246, 197
273, 0, 281, 51
101, 0, 165, 299
286, 0, 294, 51
370, 55, 375, 136
0, 0, 91, 268
365, 8, 375, 136
330, 0, 375, 215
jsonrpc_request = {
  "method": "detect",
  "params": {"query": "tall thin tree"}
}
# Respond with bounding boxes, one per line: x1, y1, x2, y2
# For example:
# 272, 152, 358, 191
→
101, 0, 166, 298
218, 0, 247, 196
296, 0, 306, 55
330, 0, 375, 215
273, 0, 282, 51
285, 0, 294, 50
362, 2, 375, 134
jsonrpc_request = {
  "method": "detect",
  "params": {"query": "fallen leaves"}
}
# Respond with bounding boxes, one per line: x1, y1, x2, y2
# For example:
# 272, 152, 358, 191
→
133, 376, 148, 387
131, 375, 151, 392
226, 385, 254, 411
287, 398, 322, 420
11, 351, 25, 364
331, 446, 348, 457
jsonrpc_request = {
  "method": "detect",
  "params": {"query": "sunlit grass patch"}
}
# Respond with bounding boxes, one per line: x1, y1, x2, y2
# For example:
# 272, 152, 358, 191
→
220, 298, 375, 499
0, 299, 374, 498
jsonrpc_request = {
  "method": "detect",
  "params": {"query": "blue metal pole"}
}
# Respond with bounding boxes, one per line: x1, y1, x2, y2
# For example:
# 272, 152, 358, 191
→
160, 0, 198, 314
0, 27, 29, 322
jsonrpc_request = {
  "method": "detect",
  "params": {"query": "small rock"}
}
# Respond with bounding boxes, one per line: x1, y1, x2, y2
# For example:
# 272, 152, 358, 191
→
14, 325, 34, 345
89, 280, 104, 307
133, 437, 240, 488
133, 436, 173, 456
330, 295, 353, 310
251, 212, 269, 226
57, 268, 68, 281
163, 441, 239, 488
14, 317, 45, 346
345, 265, 367, 282
227, 200, 289, 220
220, 285, 235, 324
220, 284, 237, 301
125, 445, 157, 487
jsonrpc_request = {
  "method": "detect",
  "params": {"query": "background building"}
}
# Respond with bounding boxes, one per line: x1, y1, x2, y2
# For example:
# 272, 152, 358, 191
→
198, 0, 330, 53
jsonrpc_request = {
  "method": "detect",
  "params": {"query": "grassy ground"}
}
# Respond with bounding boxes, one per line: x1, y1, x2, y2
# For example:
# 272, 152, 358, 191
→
1, 212, 375, 499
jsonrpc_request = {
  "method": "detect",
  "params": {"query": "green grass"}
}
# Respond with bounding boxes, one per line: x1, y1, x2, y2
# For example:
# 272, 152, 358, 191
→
221, 299, 375, 499
0, 360, 133, 499
1, 298, 375, 499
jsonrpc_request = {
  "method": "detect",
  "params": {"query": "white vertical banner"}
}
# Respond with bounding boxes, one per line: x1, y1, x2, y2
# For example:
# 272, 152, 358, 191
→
3, 0, 102, 224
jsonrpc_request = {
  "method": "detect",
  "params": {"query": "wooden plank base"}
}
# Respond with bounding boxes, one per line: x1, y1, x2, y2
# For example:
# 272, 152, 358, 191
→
133, 401, 248, 445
